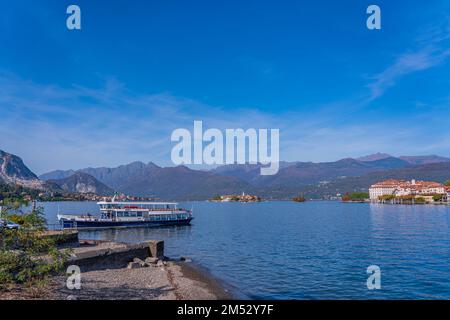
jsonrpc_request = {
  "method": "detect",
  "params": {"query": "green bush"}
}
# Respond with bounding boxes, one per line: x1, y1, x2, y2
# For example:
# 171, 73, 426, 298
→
349, 192, 369, 200
415, 197, 426, 204
378, 194, 396, 201
0, 206, 69, 290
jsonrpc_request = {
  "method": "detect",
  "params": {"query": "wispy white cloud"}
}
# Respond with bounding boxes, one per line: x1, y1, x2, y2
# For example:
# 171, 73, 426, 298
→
367, 22, 450, 100
0, 73, 290, 173
1, 70, 450, 174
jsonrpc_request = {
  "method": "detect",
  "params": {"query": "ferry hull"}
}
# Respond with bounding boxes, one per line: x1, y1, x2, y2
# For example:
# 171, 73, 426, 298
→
60, 218, 193, 230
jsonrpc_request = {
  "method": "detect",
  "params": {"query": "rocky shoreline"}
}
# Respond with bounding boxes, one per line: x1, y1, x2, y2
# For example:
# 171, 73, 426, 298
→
50, 259, 233, 300
0, 239, 233, 300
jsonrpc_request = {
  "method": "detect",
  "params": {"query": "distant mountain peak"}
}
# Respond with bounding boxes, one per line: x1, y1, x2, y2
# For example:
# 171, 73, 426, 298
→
399, 155, 450, 165
337, 157, 361, 163
356, 153, 392, 162
49, 172, 114, 196
147, 161, 161, 168
123, 161, 146, 167
0, 149, 44, 189
39, 169, 75, 181
173, 165, 192, 172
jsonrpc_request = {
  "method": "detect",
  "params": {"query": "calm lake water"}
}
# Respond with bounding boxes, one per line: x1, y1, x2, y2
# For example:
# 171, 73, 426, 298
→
39, 201, 450, 299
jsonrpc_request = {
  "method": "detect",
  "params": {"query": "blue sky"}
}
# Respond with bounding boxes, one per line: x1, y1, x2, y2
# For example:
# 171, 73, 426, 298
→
0, 0, 450, 174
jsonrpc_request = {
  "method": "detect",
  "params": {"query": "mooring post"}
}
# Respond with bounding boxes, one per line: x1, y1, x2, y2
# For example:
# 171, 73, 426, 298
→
148, 240, 164, 258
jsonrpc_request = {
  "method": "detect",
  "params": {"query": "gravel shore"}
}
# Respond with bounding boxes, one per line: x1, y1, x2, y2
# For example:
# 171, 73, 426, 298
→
0, 261, 232, 300
0, 239, 233, 300
50, 260, 232, 300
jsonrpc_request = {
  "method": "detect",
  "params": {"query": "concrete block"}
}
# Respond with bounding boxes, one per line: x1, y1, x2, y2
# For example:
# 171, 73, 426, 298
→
148, 240, 164, 258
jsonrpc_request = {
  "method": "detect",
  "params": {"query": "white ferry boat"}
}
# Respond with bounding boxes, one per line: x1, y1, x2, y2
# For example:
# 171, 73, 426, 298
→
57, 200, 193, 230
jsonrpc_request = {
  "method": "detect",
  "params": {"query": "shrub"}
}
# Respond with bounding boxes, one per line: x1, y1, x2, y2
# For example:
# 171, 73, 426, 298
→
0, 205, 69, 290
348, 192, 369, 200
415, 197, 426, 204
378, 194, 395, 201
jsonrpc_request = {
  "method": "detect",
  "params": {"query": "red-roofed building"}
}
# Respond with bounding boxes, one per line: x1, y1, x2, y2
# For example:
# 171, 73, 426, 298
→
369, 179, 402, 200
369, 179, 446, 201
445, 186, 450, 202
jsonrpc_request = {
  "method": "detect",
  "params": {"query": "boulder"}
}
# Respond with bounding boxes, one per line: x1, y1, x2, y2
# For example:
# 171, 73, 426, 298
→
133, 257, 146, 267
127, 261, 142, 269
180, 256, 192, 263
156, 260, 165, 267
144, 257, 159, 266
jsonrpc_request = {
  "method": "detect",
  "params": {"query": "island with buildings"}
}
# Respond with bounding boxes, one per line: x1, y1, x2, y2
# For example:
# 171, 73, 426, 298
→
369, 179, 450, 204
210, 192, 261, 203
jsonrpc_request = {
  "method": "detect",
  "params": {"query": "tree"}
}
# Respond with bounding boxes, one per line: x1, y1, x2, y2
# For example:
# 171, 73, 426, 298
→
293, 193, 306, 202
342, 193, 351, 202
350, 192, 369, 200
0, 204, 69, 291
445, 180, 450, 187
343, 192, 369, 201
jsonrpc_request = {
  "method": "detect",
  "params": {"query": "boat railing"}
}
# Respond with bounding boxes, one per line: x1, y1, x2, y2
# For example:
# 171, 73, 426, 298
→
101, 208, 187, 212
47, 223, 64, 231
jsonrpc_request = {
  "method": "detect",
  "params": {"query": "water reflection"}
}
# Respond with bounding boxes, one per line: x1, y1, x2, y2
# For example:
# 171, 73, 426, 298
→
79, 225, 194, 245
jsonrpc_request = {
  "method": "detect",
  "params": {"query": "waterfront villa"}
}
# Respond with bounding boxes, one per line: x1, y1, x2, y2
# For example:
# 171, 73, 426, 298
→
446, 186, 450, 202
369, 179, 399, 200
369, 179, 446, 202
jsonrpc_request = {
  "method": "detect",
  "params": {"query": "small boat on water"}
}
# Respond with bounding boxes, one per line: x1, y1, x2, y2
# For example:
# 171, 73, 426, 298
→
57, 200, 193, 230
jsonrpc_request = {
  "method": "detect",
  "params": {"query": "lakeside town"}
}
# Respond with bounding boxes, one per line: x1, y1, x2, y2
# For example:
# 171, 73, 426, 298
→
331, 179, 450, 205
368, 179, 450, 204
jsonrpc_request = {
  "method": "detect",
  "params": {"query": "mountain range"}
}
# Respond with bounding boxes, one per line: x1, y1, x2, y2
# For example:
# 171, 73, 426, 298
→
2, 148, 450, 200
212, 156, 413, 188
42, 162, 251, 200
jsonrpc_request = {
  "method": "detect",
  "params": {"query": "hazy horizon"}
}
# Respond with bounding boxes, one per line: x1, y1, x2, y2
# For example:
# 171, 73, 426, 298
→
3, 149, 447, 176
